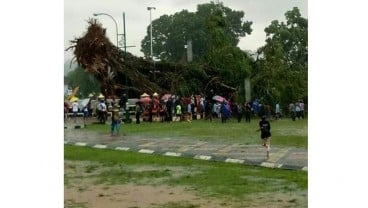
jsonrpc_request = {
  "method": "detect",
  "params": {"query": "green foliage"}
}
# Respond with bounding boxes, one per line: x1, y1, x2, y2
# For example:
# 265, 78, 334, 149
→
65, 66, 101, 97
252, 7, 307, 108
141, 2, 252, 62
139, 2, 255, 97
207, 46, 251, 87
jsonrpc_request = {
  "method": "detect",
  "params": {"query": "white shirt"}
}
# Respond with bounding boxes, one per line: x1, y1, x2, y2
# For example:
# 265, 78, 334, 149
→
98, 102, 107, 111
72, 102, 79, 112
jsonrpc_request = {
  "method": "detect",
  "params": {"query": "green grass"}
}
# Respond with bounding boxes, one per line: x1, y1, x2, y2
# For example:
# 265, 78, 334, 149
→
84, 117, 307, 148
65, 145, 307, 200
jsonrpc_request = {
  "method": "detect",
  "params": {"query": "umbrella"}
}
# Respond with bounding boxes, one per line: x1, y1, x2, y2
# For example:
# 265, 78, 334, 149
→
69, 96, 79, 102
139, 96, 151, 103
161, 93, 172, 102
212, 95, 227, 103
141, 92, 149, 98
80, 98, 90, 107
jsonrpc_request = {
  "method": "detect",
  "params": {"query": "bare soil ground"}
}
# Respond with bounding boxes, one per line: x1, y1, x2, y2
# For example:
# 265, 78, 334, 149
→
64, 160, 307, 208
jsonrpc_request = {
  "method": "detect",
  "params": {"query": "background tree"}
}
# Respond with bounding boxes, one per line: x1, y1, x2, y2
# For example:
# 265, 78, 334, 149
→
141, 2, 252, 63
202, 4, 252, 99
66, 4, 307, 106
140, 2, 254, 99
252, 7, 308, 113
65, 66, 101, 98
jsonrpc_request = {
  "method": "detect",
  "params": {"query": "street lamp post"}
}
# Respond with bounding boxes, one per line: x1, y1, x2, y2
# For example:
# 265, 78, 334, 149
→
93, 13, 119, 99
147, 7, 155, 60
93, 13, 119, 47
93, 12, 134, 122
122, 12, 131, 123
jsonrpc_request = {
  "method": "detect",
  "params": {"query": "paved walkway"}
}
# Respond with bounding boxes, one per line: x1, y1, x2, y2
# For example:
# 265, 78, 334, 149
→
64, 119, 307, 171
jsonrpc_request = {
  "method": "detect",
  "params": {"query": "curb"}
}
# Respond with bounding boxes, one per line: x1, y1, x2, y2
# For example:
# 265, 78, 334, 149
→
64, 141, 307, 171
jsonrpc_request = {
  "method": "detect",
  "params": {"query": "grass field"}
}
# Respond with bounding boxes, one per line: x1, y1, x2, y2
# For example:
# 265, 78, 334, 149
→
65, 117, 308, 207
65, 145, 308, 207
83, 117, 308, 149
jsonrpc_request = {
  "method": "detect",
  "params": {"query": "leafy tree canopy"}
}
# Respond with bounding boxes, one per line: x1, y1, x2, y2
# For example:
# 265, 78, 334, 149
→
65, 66, 101, 98
141, 1, 252, 62
252, 7, 308, 112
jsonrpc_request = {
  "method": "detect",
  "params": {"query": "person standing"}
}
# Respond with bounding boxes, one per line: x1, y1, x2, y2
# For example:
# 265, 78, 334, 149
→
111, 104, 121, 136
200, 96, 205, 119
64, 102, 69, 120
299, 100, 305, 119
295, 101, 301, 120
192, 102, 197, 120
275, 102, 281, 120
264, 104, 272, 119
71, 100, 79, 123
220, 101, 230, 123
245, 102, 252, 123
166, 97, 173, 122
135, 101, 143, 124
119, 93, 127, 117
258, 115, 271, 160
289, 102, 296, 121
252, 99, 259, 116
175, 103, 182, 121
82, 105, 89, 124
236, 103, 243, 123
213, 102, 219, 118
187, 102, 192, 122
205, 100, 213, 122
97, 100, 107, 124
148, 99, 153, 123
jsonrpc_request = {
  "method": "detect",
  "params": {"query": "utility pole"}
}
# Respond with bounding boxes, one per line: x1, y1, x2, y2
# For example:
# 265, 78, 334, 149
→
147, 7, 156, 80
147, 7, 156, 60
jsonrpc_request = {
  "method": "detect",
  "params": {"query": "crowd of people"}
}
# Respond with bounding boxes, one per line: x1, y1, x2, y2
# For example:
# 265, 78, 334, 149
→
64, 92, 306, 159
64, 93, 307, 125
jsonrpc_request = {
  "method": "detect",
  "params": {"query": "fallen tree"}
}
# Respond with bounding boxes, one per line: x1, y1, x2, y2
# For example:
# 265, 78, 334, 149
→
66, 19, 237, 99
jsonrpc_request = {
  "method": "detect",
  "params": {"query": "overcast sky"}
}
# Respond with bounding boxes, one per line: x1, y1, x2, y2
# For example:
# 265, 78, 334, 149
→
64, 0, 307, 61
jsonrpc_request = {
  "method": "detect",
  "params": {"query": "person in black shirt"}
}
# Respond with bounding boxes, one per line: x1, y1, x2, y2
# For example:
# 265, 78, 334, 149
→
258, 115, 271, 159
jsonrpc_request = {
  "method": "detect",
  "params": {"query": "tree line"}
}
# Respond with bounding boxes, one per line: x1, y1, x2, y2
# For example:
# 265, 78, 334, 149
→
66, 2, 307, 113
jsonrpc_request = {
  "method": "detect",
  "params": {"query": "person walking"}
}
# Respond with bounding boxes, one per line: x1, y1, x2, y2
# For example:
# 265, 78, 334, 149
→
257, 115, 271, 160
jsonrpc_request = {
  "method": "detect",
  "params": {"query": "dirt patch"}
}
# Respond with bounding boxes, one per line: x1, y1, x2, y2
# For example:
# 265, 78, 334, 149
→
64, 160, 307, 208
65, 184, 227, 208
65, 161, 225, 208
